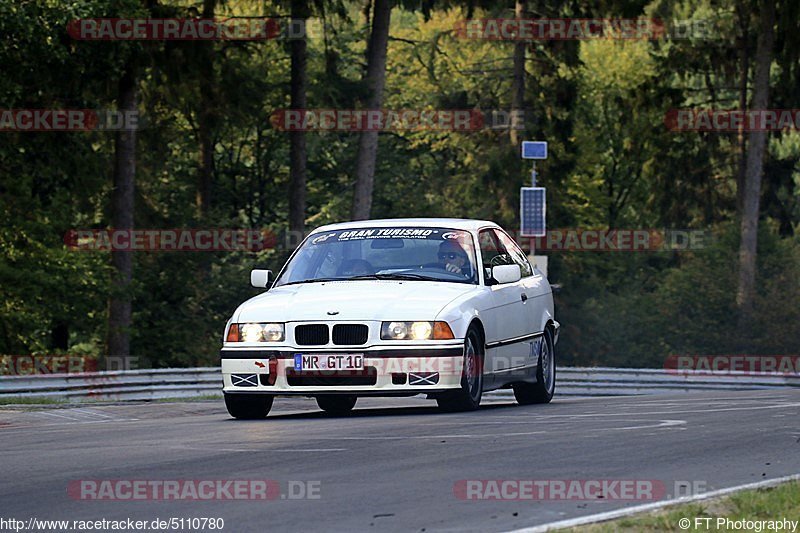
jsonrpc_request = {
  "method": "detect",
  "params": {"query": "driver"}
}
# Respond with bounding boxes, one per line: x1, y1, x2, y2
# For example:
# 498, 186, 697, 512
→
438, 240, 470, 276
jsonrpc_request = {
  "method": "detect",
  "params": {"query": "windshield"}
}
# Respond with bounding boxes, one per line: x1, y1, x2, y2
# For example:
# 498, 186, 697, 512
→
274, 227, 479, 286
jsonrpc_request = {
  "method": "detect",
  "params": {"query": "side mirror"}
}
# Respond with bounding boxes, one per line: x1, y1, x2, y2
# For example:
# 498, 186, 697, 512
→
491, 264, 521, 284
250, 269, 272, 288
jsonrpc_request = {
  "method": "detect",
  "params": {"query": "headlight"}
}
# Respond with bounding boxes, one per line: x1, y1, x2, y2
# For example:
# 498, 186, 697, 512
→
411, 321, 432, 340
227, 323, 285, 342
385, 321, 408, 339
380, 321, 454, 340
262, 323, 284, 341
241, 323, 264, 342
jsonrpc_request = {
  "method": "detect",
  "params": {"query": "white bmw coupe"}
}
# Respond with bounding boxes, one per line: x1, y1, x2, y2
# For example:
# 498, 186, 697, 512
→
221, 218, 559, 418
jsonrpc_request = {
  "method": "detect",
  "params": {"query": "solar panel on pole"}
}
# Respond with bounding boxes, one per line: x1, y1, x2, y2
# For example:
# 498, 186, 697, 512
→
520, 187, 546, 237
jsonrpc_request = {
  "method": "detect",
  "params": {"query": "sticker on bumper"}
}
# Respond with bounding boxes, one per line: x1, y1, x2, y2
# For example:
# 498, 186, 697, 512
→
409, 372, 440, 385
232, 374, 258, 387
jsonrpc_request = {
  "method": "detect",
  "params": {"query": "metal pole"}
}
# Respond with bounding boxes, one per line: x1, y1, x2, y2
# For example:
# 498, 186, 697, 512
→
529, 163, 537, 255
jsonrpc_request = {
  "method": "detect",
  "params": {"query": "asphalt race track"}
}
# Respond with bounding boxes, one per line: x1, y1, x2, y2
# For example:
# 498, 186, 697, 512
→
2, 390, 800, 532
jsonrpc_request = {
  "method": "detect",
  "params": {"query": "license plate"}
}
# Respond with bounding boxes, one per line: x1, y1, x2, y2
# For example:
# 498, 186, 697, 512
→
294, 354, 364, 371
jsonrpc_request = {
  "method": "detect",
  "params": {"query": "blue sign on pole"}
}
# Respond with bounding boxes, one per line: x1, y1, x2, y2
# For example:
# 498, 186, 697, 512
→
520, 187, 546, 237
521, 141, 548, 160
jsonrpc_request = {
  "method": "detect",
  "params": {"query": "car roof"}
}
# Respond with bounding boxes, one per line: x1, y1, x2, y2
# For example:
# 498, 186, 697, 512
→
311, 218, 498, 233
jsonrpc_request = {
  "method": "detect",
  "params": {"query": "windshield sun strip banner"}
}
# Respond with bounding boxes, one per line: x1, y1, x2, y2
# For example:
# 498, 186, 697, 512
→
309, 227, 469, 244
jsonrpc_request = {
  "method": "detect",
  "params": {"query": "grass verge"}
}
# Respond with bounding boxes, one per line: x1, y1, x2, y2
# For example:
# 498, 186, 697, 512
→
565, 481, 800, 532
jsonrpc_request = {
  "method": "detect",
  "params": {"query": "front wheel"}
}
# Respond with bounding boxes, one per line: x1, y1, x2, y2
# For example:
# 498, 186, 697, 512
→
316, 395, 357, 415
513, 328, 556, 405
437, 327, 484, 412
224, 393, 274, 419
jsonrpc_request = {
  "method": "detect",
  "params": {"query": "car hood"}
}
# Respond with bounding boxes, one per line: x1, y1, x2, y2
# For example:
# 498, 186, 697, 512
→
234, 280, 477, 322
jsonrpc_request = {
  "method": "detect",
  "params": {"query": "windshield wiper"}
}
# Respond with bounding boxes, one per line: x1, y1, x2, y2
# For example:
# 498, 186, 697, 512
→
280, 273, 450, 286
348, 273, 443, 282
280, 277, 345, 286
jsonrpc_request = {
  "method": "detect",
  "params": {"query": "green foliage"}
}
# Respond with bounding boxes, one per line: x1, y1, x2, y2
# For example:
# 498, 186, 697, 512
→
0, 0, 798, 367
558, 223, 800, 367
570, 482, 800, 532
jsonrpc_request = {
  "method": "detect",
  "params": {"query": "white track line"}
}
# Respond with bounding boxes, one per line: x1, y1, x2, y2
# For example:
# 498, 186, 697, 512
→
70, 408, 116, 419
32, 411, 83, 421
505, 473, 800, 533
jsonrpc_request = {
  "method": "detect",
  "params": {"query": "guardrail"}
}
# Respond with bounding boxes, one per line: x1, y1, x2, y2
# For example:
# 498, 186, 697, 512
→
1, 366, 799, 403
0, 368, 221, 402
491, 366, 800, 398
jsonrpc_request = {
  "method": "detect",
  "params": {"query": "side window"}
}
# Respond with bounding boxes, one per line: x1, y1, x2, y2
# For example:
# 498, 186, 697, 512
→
494, 230, 533, 277
478, 229, 513, 281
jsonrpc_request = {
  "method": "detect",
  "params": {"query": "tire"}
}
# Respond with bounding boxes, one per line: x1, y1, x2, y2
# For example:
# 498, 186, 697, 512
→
437, 327, 484, 412
224, 393, 274, 419
316, 395, 357, 415
513, 327, 556, 405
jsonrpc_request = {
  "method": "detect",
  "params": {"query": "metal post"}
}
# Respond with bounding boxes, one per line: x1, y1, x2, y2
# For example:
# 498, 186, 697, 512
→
529, 163, 537, 255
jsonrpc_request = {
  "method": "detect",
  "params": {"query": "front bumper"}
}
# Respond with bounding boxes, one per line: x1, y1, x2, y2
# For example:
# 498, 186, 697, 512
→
220, 345, 465, 396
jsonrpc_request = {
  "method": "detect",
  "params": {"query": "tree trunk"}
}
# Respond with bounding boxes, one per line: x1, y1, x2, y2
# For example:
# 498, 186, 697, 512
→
735, 0, 749, 215
289, 0, 310, 235
50, 322, 69, 351
196, 0, 216, 219
351, 0, 391, 221
509, 0, 526, 148
736, 0, 775, 325
107, 67, 137, 357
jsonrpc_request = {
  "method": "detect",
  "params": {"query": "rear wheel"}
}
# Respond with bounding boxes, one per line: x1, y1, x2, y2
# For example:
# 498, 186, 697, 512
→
437, 327, 483, 412
316, 395, 357, 414
513, 328, 555, 405
224, 393, 274, 419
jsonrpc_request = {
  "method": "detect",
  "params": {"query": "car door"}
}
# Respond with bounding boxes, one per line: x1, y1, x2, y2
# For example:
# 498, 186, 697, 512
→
477, 228, 528, 373
495, 229, 547, 370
